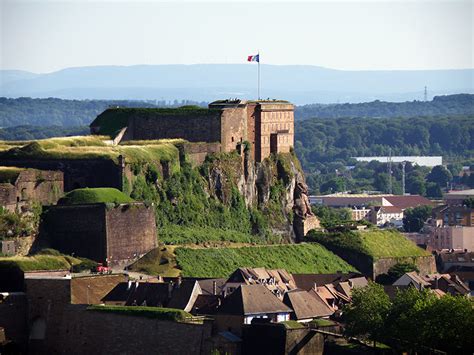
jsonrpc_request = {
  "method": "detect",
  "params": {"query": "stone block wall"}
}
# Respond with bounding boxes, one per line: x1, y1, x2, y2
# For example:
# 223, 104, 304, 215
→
179, 142, 222, 166
0, 159, 123, 192
127, 111, 222, 143
220, 106, 248, 153
105, 203, 157, 267
18, 277, 213, 354
43, 203, 157, 267
0, 292, 28, 351
44, 204, 108, 262
373, 255, 437, 279
242, 323, 324, 355
32, 305, 212, 355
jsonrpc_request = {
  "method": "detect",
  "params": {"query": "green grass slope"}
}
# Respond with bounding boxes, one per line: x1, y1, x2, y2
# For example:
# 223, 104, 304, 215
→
308, 229, 429, 261
358, 229, 429, 259
175, 243, 356, 278
58, 188, 133, 205
0, 254, 75, 271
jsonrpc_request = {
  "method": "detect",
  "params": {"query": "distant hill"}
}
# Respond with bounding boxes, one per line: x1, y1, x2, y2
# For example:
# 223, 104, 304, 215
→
1, 64, 472, 104
295, 94, 474, 120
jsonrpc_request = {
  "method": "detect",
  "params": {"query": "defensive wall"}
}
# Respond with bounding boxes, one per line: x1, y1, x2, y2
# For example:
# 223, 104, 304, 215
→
21, 277, 213, 354
0, 168, 63, 211
0, 292, 28, 352
242, 323, 324, 355
0, 159, 122, 192
125, 109, 222, 143
43, 203, 157, 267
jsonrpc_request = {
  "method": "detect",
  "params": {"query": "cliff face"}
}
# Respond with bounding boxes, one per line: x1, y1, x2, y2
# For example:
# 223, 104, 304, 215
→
203, 149, 317, 242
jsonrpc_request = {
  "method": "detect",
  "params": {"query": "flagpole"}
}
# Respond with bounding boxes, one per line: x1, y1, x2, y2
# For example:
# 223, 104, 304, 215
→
258, 52, 260, 100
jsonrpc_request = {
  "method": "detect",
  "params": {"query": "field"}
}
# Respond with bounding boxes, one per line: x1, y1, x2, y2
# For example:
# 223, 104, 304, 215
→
174, 243, 357, 278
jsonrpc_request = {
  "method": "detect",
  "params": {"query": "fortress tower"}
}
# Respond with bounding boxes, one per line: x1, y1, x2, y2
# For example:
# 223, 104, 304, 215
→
90, 99, 294, 162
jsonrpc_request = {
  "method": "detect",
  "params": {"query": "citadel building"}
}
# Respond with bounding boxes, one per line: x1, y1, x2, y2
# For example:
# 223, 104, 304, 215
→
90, 99, 295, 162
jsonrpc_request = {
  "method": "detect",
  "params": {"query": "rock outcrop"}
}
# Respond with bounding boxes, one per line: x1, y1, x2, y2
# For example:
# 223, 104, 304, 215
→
204, 148, 319, 242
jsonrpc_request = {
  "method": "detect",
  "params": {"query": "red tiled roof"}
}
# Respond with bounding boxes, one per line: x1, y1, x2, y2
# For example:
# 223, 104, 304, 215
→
383, 195, 433, 210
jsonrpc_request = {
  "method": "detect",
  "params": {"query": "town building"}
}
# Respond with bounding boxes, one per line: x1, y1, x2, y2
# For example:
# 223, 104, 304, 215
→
444, 189, 474, 206
215, 284, 292, 335
352, 156, 443, 167
90, 99, 295, 162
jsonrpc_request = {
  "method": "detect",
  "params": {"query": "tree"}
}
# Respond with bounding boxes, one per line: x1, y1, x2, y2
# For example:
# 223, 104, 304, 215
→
426, 182, 442, 198
426, 165, 452, 188
343, 282, 391, 346
403, 205, 432, 232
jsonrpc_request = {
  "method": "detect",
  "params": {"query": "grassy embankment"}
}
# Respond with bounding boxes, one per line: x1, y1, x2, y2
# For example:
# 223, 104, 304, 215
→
87, 305, 193, 322
0, 249, 96, 272
130, 243, 357, 278
307, 229, 430, 273
0, 136, 182, 167
57, 187, 133, 205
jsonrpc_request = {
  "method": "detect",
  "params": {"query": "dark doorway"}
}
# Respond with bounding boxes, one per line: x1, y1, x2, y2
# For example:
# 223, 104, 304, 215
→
270, 133, 278, 154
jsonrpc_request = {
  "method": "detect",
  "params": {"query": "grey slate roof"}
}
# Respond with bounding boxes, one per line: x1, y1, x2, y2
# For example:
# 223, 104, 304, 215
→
217, 284, 292, 316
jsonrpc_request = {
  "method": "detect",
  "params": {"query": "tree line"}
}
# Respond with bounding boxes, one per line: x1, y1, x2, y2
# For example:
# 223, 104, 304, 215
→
295, 94, 474, 120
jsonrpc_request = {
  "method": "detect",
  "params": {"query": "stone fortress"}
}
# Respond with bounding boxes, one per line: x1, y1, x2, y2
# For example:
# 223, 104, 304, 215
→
90, 99, 295, 162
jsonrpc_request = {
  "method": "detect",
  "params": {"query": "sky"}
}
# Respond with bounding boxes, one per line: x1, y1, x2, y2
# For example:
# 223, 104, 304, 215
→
0, 0, 472, 73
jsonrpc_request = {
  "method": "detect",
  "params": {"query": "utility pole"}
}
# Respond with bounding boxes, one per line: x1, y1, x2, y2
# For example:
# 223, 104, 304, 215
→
401, 161, 406, 195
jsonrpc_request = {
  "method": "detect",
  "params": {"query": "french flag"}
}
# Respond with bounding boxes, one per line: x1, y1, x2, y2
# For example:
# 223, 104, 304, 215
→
247, 54, 259, 62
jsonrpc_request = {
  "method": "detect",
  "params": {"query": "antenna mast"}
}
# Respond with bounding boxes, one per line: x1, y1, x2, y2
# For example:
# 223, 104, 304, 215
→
424, 86, 428, 102
388, 148, 393, 194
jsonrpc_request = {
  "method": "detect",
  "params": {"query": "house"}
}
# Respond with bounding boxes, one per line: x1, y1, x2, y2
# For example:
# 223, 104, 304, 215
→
215, 285, 292, 336
392, 271, 470, 296
369, 206, 404, 227
282, 289, 333, 322
292, 272, 365, 292
393, 271, 432, 289
167, 279, 202, 312
437, 251, 474, 272
433, 205, 474, 227
101, 280, 171, 307
223, 267, 296, 299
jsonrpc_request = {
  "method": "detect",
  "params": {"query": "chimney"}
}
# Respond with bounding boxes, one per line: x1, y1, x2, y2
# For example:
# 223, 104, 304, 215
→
127, 280, 132, 290
213, 281, 217, 295
135, 280, 139, 289
313, 282, 317, 290
168, 282, 173, 300
176, 277, 182, 288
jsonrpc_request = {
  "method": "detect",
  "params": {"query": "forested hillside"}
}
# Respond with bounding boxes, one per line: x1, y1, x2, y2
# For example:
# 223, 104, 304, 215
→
295, 94, 474, 120
0, 97, 206, 127
295, 115, 474, 194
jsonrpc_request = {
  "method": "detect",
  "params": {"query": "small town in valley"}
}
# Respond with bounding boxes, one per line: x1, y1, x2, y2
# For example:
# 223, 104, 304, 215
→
1, 1, 473, 354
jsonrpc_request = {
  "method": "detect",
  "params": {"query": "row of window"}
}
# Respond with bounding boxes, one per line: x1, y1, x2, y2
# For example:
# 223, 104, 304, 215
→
260, 135, 292, 145
261, 123, 291, 132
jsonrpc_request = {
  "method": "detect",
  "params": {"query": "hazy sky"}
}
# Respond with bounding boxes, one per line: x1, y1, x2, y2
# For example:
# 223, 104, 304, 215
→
1, 0, 472, 73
